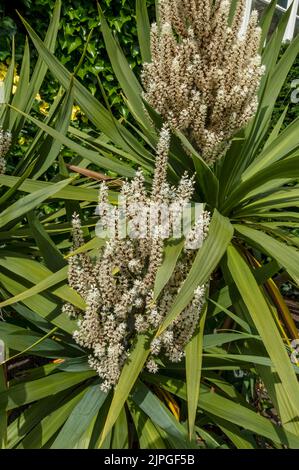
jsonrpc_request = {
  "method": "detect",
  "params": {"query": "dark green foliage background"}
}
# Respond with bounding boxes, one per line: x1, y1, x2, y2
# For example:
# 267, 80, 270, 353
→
0, 0, 156, 118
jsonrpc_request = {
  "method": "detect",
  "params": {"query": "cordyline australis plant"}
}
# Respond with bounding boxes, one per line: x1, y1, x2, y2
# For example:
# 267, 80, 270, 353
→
64, 0, 263, 391
2, 0, 299, 450
64, 126, 210, 392
142, 0, 264, 164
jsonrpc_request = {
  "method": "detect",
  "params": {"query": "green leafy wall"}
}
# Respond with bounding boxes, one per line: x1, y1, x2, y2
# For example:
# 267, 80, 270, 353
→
0, 0, 155, 117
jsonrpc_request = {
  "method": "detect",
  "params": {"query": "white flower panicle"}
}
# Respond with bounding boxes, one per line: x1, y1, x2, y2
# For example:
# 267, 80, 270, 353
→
65, 126, 210, 391
0, 128, 12, 175
142, 0, 264, 164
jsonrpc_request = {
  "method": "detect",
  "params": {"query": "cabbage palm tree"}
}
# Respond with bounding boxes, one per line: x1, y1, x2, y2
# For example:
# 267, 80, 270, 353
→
1, 0, 299, 449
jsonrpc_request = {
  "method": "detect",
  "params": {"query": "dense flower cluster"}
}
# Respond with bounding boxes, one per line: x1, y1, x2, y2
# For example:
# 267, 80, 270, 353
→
142, 0, 264, 164
64, 126, 210, 392
0, 128, 12, 175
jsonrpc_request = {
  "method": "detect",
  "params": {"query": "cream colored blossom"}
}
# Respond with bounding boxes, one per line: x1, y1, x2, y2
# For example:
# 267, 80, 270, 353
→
65, 126, 210, 391
142, 0, 264, 164
0, 128, 12, 175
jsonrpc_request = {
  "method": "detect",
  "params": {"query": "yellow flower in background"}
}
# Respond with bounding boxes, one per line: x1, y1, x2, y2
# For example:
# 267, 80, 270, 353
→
18, 136, 26, 146
71, 105, 81, 121
12, 74, 20, 94
0, 63, 8, 81
0, 63, 20, 94
35, 92, 50, 116
1, 61, 81, 121
39, 101, 50, 116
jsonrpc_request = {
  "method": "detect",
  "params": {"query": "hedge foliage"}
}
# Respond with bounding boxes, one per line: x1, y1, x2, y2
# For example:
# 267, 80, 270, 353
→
0, 0, 155, 118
